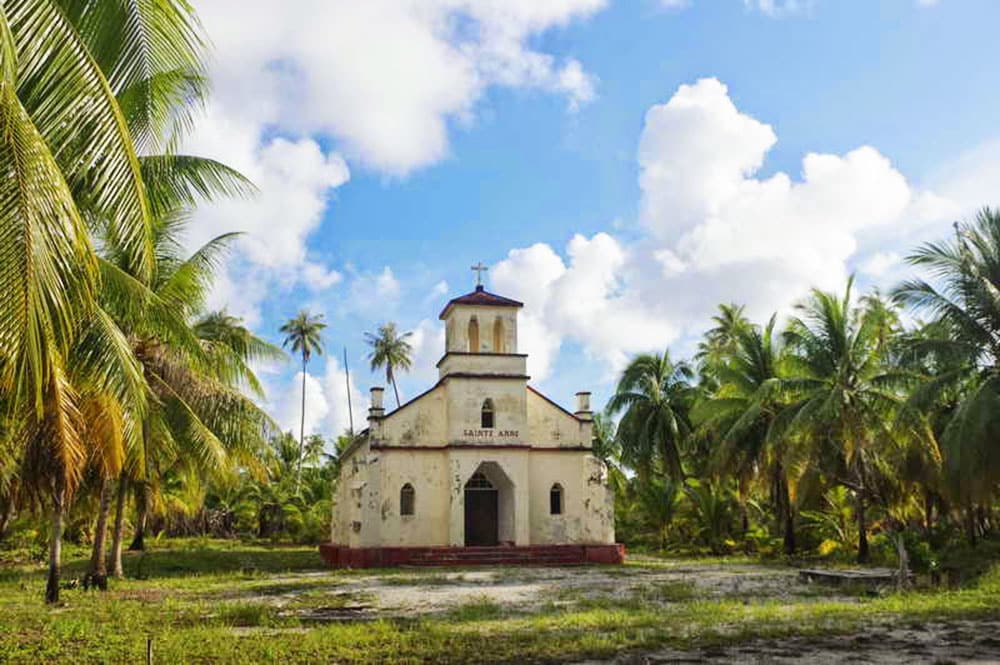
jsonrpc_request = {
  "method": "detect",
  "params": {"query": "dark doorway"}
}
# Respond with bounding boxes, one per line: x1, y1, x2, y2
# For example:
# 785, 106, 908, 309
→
464, 472, 499, 546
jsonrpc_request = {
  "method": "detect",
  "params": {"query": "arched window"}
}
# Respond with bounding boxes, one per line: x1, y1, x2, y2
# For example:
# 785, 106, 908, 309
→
492, 317, 504, 353
468, 317, 480, 352
465, 471, 494, 489
549, 483, 564, 515
481, 399, 495, 429
400, 483, 415, 516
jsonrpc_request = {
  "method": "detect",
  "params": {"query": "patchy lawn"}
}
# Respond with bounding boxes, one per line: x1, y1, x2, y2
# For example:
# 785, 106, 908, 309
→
1, 539, 999, 663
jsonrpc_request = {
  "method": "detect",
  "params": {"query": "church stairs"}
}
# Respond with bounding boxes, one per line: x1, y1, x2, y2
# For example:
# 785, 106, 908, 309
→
319, 543, 625, 568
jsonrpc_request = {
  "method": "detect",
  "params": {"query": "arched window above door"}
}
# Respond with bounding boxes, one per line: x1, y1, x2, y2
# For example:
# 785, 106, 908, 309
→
481, 399, 495, 428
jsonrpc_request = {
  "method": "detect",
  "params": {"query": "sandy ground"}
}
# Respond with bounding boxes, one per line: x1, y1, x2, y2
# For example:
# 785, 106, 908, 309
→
297, 557, 831, 616
242, 559, 1000, 663
573, 620, 1000, 664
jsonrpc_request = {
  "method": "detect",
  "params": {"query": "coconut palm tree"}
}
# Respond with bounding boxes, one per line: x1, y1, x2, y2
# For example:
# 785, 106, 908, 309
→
780, 279, 909, 563
607, 351, 696, 483
365, 322, 413, 408
280, 310, 327, 490
0, 0, 215, 601
696, 303, 751, 378
894, 208, 1000, 541
1, 0, 254, 602
697, 315, 799, 553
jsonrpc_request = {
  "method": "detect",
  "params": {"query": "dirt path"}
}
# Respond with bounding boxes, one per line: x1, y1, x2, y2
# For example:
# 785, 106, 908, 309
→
573, 620, 1000, 664
316, 558, 832, 615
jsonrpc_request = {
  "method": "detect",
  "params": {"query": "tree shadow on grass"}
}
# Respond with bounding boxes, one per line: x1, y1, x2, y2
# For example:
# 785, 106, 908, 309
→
47, 541, 326, 581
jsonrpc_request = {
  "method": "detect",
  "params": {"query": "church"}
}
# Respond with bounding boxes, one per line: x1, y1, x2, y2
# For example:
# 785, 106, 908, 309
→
320, 272, 623, 567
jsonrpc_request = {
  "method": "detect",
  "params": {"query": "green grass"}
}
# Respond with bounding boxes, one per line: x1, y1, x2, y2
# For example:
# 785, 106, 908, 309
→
0, 538, 998, 663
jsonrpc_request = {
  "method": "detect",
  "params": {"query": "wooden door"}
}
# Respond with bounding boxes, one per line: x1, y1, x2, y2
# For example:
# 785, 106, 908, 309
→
464, 489, 498, 546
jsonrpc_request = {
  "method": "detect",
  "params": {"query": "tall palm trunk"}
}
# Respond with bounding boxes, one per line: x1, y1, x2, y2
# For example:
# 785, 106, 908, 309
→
389, 365, 401, 407
774, 462, 795, 555
966, 503, 979, 547
111, 474, 128, 577
46, 481, 66, 604
86, 476, 112, 590
923, 490, 934, 537
129, 483, 148, 551
0, 496, 13, 542
856, 492, 870, 563
783, 510, 796, 555
296, 354, 307, 492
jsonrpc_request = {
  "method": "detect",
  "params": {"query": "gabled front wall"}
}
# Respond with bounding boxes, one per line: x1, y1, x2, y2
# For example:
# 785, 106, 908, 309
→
526, 388, 591, 448
445, 377, 528, 445
380, 384, 448, 446
332, 385, 612, 548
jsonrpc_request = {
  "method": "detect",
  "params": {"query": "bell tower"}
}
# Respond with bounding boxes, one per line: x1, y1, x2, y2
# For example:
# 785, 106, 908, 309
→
436, 270, 528, 445
438, 283, 524, 378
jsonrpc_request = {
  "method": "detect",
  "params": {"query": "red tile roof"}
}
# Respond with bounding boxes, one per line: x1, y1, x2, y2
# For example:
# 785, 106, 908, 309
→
438, 286, 524, 319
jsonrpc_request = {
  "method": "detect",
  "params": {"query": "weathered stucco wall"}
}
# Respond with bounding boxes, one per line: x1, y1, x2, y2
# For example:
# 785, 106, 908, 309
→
331, 439, 371, 548
437, 352, 526, 378
445, 377, 528, 445
333, 444, 615, 547
528, 452, 615, 545
380, 384, 447, 446
374, 451, 451, 546
526, 388, 591, 447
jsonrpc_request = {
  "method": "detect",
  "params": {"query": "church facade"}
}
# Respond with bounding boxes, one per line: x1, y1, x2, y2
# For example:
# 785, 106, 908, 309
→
320, 284, 623, 567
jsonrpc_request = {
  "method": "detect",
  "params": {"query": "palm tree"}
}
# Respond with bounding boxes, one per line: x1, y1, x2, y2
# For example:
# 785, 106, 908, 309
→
780, 279, 913, 563
697, 315, 798, 553
0, 0, 213, 601
280, 311, 327, 490
894, 208, 1000, 542
102, 228, 280, 566
1, 0, 263, 600
635, 476, 683, 551
696, 303, 751, 378
365, 322, 413, 408
607, 351, 695, 482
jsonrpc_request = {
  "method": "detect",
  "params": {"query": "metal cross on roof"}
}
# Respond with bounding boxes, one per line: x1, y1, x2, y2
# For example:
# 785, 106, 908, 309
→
471, 262, 488, 286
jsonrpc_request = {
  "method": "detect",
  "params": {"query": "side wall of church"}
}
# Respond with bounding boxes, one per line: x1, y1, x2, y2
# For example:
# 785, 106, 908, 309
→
331, 439, 371, 548
528, 452, 615, 545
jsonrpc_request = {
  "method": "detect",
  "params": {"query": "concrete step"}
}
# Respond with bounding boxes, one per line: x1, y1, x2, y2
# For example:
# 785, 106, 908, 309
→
405, 557, 586, 567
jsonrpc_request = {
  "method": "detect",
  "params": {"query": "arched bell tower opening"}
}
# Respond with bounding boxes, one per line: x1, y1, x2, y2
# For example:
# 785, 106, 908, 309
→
493, 317, 504, 353
467, 317, 480, 352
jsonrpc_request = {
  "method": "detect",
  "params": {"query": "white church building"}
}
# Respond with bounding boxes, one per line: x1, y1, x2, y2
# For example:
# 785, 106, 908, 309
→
320, 280, 622, 567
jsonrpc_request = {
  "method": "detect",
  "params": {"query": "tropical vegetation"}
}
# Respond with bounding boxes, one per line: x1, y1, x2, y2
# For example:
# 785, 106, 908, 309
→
1, 0, 998, 636
609, 211, 1000, 572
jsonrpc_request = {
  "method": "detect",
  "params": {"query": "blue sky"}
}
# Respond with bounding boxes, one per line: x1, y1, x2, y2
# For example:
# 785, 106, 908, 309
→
183, 0, 1000, 440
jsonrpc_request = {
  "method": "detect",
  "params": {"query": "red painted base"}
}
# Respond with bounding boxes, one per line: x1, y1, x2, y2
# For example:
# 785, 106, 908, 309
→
318, 543, 626, 568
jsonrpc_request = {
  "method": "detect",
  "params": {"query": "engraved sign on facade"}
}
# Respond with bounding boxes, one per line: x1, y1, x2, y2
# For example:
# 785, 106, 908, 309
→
463, 429, 520, 438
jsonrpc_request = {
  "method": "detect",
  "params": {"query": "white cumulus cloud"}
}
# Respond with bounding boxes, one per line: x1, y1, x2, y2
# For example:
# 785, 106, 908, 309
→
492, 77, 961, 377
